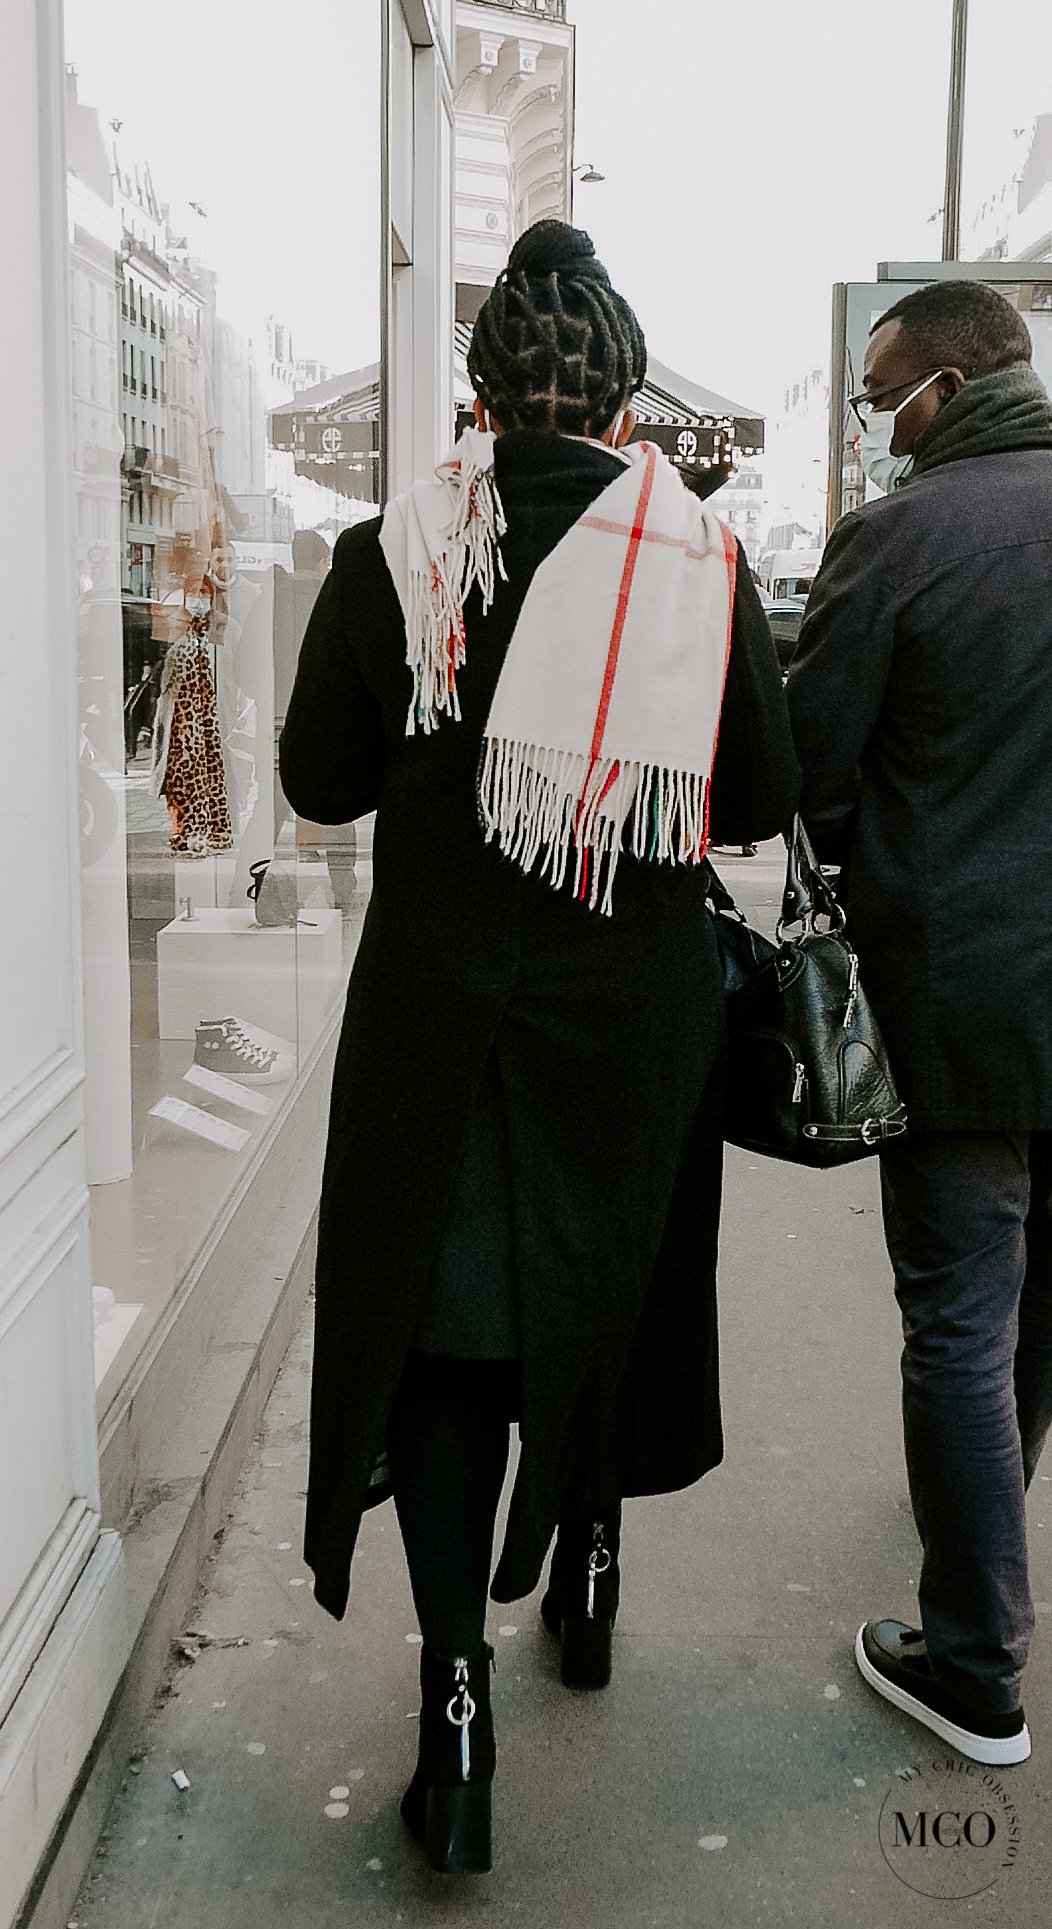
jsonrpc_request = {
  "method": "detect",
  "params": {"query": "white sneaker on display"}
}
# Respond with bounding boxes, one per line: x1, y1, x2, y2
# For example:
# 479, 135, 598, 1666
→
217, 1015, 297, 1058
194, 1017, 295, 1083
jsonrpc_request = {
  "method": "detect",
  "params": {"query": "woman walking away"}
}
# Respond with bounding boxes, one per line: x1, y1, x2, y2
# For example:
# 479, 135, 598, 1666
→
279, 218, 800, 1875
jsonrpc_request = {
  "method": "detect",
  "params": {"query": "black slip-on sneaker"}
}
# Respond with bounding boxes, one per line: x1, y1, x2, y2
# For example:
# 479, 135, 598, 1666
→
854, 1619, 1031, 1766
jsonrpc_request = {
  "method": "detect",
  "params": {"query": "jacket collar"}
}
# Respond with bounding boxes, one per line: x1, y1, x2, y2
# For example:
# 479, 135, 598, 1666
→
493, 427, 627, 495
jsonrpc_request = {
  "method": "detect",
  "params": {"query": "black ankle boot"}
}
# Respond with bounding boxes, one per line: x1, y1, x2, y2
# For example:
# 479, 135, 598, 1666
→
400, 1644, 495, 1873
540, 1509, 621, 1689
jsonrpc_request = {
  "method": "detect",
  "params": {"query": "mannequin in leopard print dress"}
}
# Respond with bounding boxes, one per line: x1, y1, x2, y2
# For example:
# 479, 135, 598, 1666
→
150, 581, 233, 857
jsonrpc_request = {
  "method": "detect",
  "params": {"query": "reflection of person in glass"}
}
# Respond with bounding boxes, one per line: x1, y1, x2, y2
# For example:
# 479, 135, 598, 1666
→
280, 221, 799, 1872
150, 570, 233, 857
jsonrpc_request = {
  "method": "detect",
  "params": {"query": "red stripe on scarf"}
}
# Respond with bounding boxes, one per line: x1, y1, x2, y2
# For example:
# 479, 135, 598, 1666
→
573, 449, 659, 898
590, 445, 657, 762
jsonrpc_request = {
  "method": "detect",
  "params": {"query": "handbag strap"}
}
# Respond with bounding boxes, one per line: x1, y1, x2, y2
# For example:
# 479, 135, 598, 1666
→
802, 1107, 908, 1146
701, 857, 744, 921
779, 815, 845, 936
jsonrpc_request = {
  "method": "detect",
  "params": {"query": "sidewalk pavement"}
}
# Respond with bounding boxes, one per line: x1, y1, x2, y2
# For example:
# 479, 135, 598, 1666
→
69, 847, 1052, 1928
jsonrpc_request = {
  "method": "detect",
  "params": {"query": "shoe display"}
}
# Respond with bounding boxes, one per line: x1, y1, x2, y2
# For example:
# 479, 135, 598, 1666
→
854, 1619, 1031, 1766
400, 1644, 495, 1874
194, 1017, 295, 1083
217, 1014, 296, 1058
540, 1509, 621, 1690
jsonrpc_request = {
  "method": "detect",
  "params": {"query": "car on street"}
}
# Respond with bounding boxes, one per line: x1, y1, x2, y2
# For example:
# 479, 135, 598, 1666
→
765, 596, 806, 671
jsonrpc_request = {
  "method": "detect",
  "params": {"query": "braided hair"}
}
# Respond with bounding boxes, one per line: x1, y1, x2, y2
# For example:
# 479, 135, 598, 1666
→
468, 219, 646, 438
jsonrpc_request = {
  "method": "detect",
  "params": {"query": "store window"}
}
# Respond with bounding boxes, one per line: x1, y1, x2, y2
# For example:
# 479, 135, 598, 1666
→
64, 0, 381, 1409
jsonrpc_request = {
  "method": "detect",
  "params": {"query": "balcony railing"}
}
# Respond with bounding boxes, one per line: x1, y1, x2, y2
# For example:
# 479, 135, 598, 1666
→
481, 0, 566, 18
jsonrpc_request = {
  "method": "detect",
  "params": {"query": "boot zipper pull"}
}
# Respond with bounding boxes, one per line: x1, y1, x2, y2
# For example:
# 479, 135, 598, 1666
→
587, 1521, 612, 1620
446, 1658, 476, 1780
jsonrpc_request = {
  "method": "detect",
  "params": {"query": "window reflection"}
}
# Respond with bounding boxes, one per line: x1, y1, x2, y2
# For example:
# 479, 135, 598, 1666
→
63, 16, 379, 1399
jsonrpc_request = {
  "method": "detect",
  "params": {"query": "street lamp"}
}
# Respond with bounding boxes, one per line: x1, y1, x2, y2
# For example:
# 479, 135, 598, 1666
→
572, 162, 605, 184
942, 0, 969, 261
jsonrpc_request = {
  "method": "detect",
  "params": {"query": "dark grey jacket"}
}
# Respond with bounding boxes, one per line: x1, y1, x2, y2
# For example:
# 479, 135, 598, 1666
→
787, 450, 1052, 1130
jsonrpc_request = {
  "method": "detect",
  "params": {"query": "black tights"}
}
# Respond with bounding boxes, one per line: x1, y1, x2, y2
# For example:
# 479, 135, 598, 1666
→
387, 1352, 520, 1656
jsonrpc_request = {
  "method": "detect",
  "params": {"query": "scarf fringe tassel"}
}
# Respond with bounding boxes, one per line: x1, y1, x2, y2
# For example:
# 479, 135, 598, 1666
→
478, 738, 711, 917
405, 461, 507, 736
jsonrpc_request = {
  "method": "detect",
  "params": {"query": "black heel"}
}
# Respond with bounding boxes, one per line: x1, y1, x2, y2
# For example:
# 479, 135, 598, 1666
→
401, 1645, 495, 1874
425, 1780, 492, 1874
540, 1511, 621, 1691
559, 1613, 613, 1690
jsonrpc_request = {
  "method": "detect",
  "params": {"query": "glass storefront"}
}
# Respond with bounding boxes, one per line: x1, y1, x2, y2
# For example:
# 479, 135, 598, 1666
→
63, 0, 381, 1407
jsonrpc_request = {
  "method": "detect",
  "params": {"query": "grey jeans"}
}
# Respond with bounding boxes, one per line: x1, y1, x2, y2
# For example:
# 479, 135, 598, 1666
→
880, 1130, 1052, 1715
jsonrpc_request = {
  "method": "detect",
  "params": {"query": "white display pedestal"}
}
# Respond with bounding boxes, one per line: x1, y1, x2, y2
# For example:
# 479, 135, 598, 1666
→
172, 854, 238, 914
156, 907, 343, 1047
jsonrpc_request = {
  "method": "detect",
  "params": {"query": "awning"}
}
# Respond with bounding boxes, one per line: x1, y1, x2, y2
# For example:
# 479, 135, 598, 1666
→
454, 324, 764, 485
268, 339, 764, 505
269, 364, 381, 502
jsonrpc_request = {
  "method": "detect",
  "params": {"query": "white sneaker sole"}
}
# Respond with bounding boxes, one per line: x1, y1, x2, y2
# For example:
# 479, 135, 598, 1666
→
223, 1060, 294, 1083
194, 1056, 294, 1085
854, 1625, 1031, 1766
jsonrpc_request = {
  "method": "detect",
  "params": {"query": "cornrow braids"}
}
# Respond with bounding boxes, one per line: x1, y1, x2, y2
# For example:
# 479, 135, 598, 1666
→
468, 219, 646, 437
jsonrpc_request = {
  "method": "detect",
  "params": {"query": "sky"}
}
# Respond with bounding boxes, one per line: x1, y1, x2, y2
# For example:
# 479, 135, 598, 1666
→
63, 0, 382, 375
62, 0, 1052, 418
570, 0, 1052, 412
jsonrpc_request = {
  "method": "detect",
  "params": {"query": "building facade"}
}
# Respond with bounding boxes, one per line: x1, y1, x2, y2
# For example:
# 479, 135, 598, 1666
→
761, 363, 829, 551
453, 0, 573, 316
967, 108, 1052, 265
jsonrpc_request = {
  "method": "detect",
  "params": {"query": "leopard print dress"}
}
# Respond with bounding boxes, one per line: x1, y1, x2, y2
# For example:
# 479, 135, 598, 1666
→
151, 627, 233, 857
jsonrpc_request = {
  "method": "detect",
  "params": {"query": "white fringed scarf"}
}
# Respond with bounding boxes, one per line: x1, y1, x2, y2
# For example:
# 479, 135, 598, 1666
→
379, 427, 737, 913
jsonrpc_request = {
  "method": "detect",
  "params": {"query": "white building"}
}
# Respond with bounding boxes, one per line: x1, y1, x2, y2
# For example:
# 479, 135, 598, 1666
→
454, 0, 573, 315
761, 363, 828, 553
715, 457, 764, 571
967, 108, 1052, 264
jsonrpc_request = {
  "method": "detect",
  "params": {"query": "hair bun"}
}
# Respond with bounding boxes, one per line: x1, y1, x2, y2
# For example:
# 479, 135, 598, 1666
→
505, 219, 609, 285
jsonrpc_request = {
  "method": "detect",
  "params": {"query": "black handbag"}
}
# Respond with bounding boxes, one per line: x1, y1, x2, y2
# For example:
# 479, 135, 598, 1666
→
705, 819, 907, 1167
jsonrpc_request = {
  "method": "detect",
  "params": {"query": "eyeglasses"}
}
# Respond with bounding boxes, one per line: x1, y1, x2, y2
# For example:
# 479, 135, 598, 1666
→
847, 370, 943, 434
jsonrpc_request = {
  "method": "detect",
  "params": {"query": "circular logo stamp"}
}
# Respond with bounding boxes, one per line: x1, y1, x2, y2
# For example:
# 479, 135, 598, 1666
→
878, 1757, 1023, 1900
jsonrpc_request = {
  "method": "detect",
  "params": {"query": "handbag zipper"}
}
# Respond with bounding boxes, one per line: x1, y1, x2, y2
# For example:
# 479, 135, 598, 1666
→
843, 950, 859, 1030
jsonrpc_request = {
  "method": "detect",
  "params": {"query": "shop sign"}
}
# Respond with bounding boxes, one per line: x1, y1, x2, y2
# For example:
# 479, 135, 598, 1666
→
302, 421, 376, 459
633, 422, 731, 465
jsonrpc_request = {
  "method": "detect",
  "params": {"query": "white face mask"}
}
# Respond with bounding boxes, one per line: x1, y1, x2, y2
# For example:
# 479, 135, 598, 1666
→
858, 368, 942, 493
184, 595, 211, 619
859, 418, 914, 493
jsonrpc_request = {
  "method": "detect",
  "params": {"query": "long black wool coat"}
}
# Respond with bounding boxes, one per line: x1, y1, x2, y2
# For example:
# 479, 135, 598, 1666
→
280, 431, 800, 1619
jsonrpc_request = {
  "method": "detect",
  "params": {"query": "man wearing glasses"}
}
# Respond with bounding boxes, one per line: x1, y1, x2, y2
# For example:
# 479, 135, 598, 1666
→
787, 279, 1052, 1768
